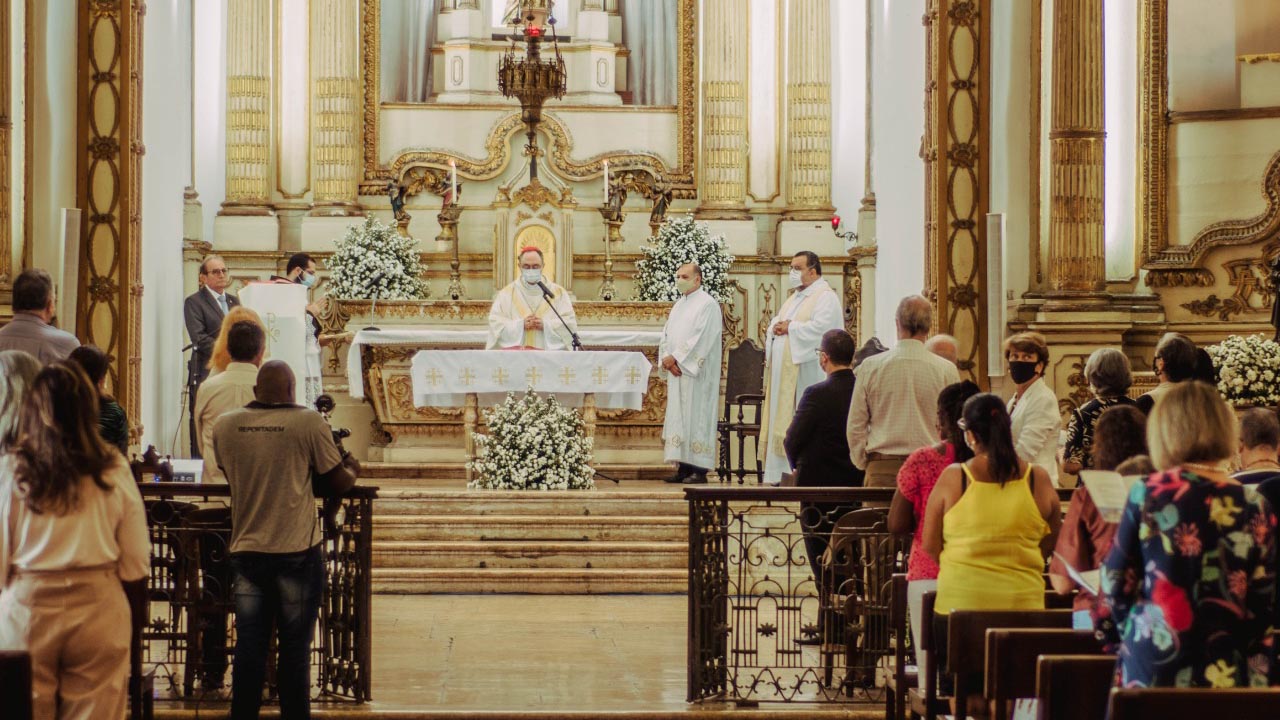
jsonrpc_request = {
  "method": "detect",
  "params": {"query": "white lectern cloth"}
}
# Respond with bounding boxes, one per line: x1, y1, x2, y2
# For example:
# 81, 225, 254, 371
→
239, 282, 308, 405
410, 350, 652, 410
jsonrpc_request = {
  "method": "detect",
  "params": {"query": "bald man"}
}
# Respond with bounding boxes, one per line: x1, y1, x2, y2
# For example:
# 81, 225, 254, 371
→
925, 334, 959, 366
212, 360, 359, 719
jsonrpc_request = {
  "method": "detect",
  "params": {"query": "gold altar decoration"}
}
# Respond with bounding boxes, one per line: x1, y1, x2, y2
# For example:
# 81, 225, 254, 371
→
358, 0, 700, 198
76, 0, 144, 439
1179, 241, 1280, 321
497, 1, 566, 183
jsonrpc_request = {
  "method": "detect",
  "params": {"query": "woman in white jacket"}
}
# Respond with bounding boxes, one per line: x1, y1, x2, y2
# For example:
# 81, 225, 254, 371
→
1003, 332, 1062, 486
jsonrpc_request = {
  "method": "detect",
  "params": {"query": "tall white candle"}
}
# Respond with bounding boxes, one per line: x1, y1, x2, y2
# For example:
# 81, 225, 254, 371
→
602, 160, 609, 199
450, 160, 457, 201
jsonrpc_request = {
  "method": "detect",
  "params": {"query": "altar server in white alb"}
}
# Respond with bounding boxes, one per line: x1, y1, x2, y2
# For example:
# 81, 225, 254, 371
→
486, 247, 578, 350
659, 263, 723, 484
758, 251, 844, 485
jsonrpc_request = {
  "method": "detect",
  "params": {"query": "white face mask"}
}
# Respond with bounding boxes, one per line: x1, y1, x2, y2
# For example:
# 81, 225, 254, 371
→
522, 268, 542, 285
788, 268, 803, 288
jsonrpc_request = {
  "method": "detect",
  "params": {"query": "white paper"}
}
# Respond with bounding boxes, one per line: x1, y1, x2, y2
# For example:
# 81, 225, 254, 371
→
1079, 470, 1140, 524
1054, 552, 1100, 595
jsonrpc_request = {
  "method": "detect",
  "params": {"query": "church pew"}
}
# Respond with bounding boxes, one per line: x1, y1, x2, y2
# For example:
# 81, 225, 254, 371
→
885, 573, 915, 720
942, 608, 1073, 718
983, 629, 1104, 720
907, 590, 949, 720
0, 650, 33, 720
1035, 655, 1116, 720
1107, 688, 1280, 718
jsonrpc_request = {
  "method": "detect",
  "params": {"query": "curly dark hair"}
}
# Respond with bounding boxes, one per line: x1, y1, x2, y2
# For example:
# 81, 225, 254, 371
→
1091, 405, 1149, 472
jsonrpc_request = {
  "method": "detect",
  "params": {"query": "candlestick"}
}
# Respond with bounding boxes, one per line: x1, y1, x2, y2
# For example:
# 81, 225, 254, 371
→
450, 160, 458, 202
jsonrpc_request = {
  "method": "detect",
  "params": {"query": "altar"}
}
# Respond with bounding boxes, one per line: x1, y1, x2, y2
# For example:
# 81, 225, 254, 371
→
323, 299, 679, 465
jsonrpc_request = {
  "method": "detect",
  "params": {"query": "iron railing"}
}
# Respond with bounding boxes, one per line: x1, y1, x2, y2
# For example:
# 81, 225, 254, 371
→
138, 483, 377, 703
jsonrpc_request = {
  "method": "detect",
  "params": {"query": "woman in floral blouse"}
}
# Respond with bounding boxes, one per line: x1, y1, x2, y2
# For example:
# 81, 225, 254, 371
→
1099, 381, 1278, 688
1062, 348, 1136, 477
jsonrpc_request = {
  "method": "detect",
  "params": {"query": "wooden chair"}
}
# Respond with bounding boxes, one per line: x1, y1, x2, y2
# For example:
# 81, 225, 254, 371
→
984, 629, 1103, 720
715, 339, 765, 484
1108, 688, 1280, 718
1035, 655, 1116, 720
0, 651, 33, 720
885, 573, 915, 720
942, 608, 1073, 719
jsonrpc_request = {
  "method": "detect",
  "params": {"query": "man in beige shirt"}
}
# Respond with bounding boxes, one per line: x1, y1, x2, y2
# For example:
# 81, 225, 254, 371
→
847, 295, 961, 492
194, 319, 265, 483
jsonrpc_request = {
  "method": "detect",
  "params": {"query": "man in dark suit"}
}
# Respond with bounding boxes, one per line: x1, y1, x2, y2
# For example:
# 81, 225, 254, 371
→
184, 254, 239, 455
785, 330, 885, 643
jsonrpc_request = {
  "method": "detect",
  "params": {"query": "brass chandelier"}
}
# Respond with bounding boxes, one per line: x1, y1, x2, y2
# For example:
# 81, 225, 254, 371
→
498, 0, 567, 181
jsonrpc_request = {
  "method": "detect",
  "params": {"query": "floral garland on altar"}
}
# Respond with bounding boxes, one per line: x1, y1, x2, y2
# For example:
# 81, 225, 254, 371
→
467, 389, 596, 491
326, 216, 429, 300
1205, 334, 1280, 408
634, 216, 734, 303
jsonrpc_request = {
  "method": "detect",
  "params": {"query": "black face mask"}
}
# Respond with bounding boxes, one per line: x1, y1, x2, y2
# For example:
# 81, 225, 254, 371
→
1009, 361, 1039, 384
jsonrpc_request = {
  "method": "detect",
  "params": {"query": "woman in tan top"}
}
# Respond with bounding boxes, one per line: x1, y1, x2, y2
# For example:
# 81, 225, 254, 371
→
0, 362, 150, 720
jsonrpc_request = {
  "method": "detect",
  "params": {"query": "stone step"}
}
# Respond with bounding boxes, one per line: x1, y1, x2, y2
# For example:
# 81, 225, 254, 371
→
372, 489, 688, 517
373, 540, 687, 569
373, 515, 687, 542
371, 567, 687, 594
361, 462, 674, 482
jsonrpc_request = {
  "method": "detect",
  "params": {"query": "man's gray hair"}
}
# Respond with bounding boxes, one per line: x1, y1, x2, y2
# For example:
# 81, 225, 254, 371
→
1084, 347, 1132, 398
895, 295, 933, 337
925, 334, 959, 365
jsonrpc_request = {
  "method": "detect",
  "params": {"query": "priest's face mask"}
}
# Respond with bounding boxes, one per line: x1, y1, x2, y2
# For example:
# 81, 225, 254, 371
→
519, 251, 544, 285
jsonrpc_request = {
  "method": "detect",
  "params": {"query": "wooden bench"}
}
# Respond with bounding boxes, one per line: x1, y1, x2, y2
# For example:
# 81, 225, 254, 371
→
1036, 654, 1115, 720
0, 650, 33, 720
907, 590, 948, 720
942, 608, 1073, 718
1108, 688, 1280, 718
885, 573, 915, 720
984, 629, 1103, 720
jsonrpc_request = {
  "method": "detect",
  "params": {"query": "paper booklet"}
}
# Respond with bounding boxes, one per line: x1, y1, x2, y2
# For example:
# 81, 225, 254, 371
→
1079, 470, 1141, 524
1054, 552, 1101, 596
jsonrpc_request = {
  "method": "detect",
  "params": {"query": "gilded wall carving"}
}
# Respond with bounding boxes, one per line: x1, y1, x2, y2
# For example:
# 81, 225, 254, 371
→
1180, 241, 1279, 321
1138, 0, 1169, 268
925, 0, 990, 381
76, 0, 144, 436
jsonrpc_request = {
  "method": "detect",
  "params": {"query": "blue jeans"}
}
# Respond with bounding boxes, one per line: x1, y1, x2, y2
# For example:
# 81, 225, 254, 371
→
230, 545, 323, 720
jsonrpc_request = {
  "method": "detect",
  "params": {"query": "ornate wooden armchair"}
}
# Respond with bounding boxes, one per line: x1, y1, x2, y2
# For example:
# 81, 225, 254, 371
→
715, 339, 765, 484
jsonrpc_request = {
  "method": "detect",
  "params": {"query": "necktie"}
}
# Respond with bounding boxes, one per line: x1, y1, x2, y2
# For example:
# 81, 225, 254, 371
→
217, 294, 228, 315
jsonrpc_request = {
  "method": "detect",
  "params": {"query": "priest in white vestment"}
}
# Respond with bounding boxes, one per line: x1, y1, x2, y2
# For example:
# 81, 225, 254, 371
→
758, 251, 844, 485
659, 263, 723, 484
486, 247, 578, 350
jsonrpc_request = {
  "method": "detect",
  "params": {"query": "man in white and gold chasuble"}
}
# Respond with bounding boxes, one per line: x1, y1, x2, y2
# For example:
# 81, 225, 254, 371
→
659, 263, 723, 483
486, 247, 579, 350
758, 251, 844, 485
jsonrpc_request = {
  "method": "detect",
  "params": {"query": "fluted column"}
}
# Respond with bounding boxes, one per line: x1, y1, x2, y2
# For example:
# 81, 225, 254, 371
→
221, 0, 273, 215
785, 0, 833, 216
1048, 0, 1105, 293
697, 0, 749, 215
310, 0, 361, 214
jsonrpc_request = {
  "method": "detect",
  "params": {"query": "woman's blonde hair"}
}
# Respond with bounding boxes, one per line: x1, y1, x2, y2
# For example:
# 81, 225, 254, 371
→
1147, 380, 1238, 471
208, 306, 264, 374
0, 350, 42, 450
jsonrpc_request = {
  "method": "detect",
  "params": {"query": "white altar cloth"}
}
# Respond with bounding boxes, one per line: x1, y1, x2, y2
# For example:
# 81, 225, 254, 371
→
346, 328, 661, 399
410, 350, 653, 410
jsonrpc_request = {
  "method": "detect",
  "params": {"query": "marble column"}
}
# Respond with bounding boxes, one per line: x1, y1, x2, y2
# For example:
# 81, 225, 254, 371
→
697, 0, 749, 216
221, 0, 273, 215
1047, 0, 1106, 293
310, 0, 361, 214
785, 0, 833, 216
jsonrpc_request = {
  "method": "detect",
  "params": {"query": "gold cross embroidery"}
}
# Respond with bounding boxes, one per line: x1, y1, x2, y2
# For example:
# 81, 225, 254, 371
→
560, 367, 575, 385
493, 367, 510, 385
625, 366, 642, 384
459, 368, 476, 387
425, 368, 443, 387
526, 366, 543, 385
592, 366, 608, 385
263, 313, 281, 343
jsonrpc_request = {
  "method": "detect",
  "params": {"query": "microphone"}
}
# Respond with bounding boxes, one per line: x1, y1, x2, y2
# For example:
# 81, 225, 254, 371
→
536, 279, 554, 298
181, 342, 196, 352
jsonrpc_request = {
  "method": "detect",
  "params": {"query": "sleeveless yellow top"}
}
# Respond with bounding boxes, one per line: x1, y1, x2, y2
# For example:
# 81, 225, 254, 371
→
934, 463, 1049, 614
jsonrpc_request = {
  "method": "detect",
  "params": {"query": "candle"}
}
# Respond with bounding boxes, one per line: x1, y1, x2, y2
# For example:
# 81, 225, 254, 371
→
602, 160, 609, 199
449, 160, 457, 202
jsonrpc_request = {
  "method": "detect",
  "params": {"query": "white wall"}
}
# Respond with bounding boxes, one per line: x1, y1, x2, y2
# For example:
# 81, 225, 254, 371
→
870, 0, 926, 343
140, 0, 192, 454
28, 3, 77, 278
194, 0, 227, 244
830, 0, 867, 223
989, 0, 1034, 303
1168, 0, 1238, 111
1104, 0, 1138, 281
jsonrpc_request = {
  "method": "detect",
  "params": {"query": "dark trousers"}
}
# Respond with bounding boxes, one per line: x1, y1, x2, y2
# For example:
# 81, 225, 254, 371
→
188, 375, 204, 458
800, 501, 858, 635
230, 545, 323, 720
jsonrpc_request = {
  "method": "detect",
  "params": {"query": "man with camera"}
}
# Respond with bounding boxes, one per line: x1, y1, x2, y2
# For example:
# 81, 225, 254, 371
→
211, 360, 359, 720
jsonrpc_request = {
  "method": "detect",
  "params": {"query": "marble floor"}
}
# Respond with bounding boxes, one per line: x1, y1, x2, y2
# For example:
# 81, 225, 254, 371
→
156, 594, 878, 718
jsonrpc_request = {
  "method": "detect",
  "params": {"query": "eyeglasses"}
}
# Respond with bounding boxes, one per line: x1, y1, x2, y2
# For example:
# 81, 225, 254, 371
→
205, 268, 229, 276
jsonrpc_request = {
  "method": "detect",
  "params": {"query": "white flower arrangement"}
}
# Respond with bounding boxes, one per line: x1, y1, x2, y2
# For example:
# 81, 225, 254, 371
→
326, 216, 429, 300
634, 216, 734, 303
467, 389, 596, 491
1204, 334, 1280, 408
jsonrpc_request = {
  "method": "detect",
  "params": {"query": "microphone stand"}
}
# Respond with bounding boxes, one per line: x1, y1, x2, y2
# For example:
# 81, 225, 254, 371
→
363, 271, 387, 332
538, 284, 583, 351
